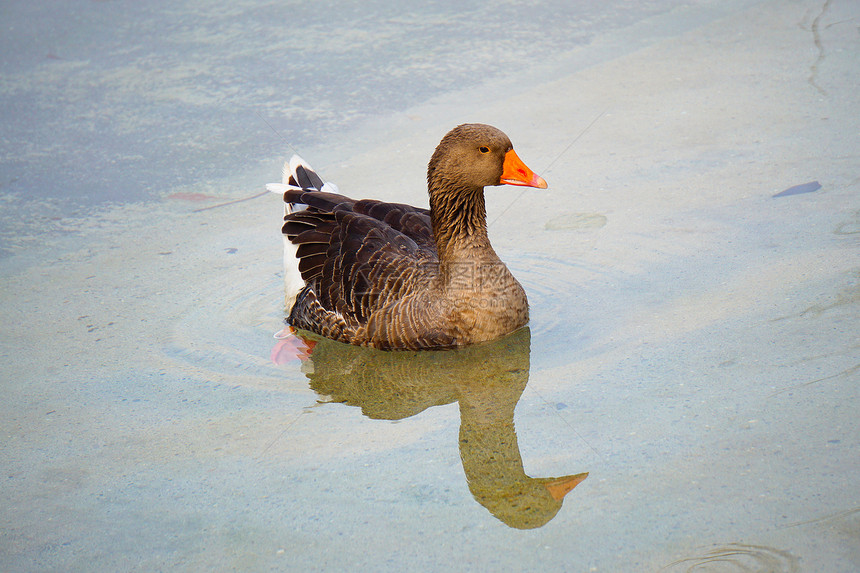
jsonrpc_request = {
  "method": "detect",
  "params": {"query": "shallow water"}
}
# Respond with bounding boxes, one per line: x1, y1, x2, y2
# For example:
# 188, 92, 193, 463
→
0, 0, 702, 255
2, 0, 859, 571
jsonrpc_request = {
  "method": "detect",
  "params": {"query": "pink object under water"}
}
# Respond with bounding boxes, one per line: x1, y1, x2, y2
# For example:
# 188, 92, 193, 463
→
271, 330, 316, 364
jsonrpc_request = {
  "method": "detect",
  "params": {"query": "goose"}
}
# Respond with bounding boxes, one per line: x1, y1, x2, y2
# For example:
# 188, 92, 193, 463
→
266, 123, 547, 350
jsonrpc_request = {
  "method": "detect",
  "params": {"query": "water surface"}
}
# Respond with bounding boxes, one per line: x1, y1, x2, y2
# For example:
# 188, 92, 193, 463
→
1, 0, 858, 571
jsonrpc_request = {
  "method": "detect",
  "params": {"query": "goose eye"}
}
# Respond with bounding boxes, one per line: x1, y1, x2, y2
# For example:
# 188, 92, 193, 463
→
479, 146, 490, 154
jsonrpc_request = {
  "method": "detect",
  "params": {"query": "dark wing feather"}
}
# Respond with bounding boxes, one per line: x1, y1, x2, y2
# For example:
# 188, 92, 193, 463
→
297, 252, 327, 277
290, 165, 325, 191
284, 189, 356, 213
284, 193, 437, 330
353, 199, 434, 248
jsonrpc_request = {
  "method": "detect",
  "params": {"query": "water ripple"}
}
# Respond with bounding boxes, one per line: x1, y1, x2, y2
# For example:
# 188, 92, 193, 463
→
660, 543, 800, 573
505, 251, 620, 364
162, 250, 612, 381
161, 263, 295, 389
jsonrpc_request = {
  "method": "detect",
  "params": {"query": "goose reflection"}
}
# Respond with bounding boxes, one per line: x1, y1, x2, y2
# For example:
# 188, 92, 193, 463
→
275, 327, 588, 529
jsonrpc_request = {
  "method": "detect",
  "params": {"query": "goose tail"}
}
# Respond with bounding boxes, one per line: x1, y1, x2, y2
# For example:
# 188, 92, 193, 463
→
266, 155, 328, 312
266, 155, 339, 216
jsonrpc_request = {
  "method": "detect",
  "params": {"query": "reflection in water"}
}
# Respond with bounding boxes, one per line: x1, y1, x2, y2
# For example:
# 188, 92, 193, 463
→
278, 327, 587, 529
660, 543, 800, 573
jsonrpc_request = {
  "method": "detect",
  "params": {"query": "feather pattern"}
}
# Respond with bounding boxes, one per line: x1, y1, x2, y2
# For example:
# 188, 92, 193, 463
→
268, 124, 547, 350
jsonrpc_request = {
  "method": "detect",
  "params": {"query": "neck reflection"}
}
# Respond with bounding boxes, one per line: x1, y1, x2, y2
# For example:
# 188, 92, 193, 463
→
278, 327, 587, 529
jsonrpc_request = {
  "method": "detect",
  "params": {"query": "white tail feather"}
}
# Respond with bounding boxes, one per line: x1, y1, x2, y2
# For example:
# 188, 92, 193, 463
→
282, 235, 304, 311
268, 154, 336, 311
288, 154, 313, 179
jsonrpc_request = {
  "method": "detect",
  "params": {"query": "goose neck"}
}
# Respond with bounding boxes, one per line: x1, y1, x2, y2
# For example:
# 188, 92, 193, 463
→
429, 179, 497, 260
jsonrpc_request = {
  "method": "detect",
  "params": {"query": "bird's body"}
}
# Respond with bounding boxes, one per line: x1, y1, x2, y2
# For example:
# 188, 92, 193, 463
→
267, 124, 547, 350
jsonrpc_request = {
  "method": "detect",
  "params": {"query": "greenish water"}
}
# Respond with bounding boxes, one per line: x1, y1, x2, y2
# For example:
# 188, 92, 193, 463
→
1, 0, 858, 571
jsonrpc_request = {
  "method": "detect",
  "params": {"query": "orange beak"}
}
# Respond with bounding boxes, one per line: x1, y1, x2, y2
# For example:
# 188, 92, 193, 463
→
543, 472, 589, 501
500, 149, 548, 189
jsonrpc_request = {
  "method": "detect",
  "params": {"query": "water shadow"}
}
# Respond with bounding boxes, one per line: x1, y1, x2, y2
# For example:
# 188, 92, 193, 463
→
276, 327, 588, 529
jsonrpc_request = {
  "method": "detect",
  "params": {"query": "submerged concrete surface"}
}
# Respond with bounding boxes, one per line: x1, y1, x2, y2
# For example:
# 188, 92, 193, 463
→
1, 0, 858, 571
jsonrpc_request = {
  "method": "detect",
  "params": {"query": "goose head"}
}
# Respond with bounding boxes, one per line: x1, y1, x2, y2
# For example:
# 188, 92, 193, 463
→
427, 124, 547, 193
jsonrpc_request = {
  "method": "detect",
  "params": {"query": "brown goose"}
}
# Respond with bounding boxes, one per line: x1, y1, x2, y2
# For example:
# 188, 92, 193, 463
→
266, 123, 547, 350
